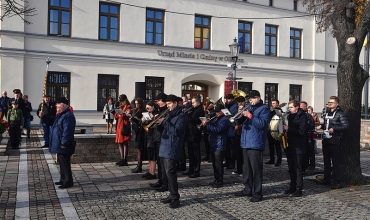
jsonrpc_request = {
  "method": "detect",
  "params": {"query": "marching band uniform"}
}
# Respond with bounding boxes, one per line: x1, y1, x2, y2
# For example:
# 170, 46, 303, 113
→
224, 94, 238, 169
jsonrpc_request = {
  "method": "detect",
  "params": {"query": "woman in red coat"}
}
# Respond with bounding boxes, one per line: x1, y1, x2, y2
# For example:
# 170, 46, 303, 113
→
114, 97, 131, 166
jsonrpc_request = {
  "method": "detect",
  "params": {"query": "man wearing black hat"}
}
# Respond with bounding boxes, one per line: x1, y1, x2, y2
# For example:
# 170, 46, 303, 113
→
37, 94, 56, 148
234, 90, 270, 202
156, 94, 187, 208
224, 93, 238, 169
148, 93, 168, 190
7, 100, 24, 149
40, 97, 76, 189
201, 104, 230, 188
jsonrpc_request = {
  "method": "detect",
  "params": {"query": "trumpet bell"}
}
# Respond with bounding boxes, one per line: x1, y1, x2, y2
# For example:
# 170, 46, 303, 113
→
231, 89, 247, 99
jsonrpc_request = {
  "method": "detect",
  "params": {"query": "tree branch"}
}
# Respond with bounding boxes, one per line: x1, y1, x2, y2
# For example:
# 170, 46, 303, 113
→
0, 0, 36, 24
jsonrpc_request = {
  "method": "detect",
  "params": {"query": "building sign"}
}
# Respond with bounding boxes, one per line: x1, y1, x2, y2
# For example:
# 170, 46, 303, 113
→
224, 81, 237, 96
157, 50, 244, 63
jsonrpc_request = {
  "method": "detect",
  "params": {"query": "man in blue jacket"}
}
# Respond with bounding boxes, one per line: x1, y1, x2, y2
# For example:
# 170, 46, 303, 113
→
157, 95, 187, 209
40, 97, 76, 189
202, 104, 230, 188
234, 90, 270, 202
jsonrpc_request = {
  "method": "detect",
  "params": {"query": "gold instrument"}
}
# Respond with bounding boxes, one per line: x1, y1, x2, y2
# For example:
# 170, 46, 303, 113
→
231, 89, 247, 99
279, 113, 289, 149
214, 97, 225, 106
143, 109, 169, 132
204, 97, 214, 114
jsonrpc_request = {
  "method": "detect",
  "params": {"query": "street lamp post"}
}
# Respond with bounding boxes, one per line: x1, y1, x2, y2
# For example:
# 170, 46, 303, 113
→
228, 38, 241, 90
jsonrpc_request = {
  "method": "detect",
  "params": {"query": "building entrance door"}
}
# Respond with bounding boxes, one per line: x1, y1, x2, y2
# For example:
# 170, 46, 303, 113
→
182, 82, 208, 103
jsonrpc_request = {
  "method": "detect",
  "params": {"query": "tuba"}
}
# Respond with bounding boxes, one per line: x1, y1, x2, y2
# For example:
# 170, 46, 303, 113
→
204, 97, 214, 114
231, 89, 247, 99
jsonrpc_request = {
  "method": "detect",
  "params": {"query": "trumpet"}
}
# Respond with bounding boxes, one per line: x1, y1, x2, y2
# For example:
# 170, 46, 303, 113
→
230, 104, 252, 123
143, 109, 169, 132
183, 106, 194, 114
197, 115, 217, 129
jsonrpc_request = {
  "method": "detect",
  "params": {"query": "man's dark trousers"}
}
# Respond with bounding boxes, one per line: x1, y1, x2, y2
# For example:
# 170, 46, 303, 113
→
242, 149, 263, 200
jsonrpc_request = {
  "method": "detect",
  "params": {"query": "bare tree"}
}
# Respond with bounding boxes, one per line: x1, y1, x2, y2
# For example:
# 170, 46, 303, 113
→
303, 0, 370, 184
0, 0, 36, 24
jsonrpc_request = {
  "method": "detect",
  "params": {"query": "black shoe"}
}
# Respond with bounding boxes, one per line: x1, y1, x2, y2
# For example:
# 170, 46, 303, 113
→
156, 187, 168, 192
160, 197, 172, 204
118, 159, 128, 166
150, 182, 162, 188
42, 145, 49, 148
202, 157, 210, 161
177, 166, 186, 171
290, 190, 302, 197
283, 188, 296, 195
265, 160, 275, 164
250, 197, 262, 202
207, 159, 213, 163
131, 166, 142, 173
188, 173, 200, 178
169, 199, 180, 208
142, 172, 150, 178
274, 161, 281, 166
234, 191, 252, 197
145, 174, 157, 180
316, 179, 331, 185
209, 181, 216, 186
223, 163, 230, 167
211, 183, 223, 188
226, 165, 235, 170
116, 160, 123, 165
331, 183, 340, 189
182, 171, 193, 176
58, 184, 73, 189
54, 181, 63, 185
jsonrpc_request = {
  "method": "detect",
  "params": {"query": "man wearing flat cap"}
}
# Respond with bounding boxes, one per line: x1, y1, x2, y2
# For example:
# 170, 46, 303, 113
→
7, 100, 24, 149
40, 97, 76, 189
37, 94, 56, 148
201, 104, 231, 188
156, 94, 187, 209
234, 90, 270, 203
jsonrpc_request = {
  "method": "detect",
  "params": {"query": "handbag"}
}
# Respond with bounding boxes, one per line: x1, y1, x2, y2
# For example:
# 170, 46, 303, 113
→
121, 124, 131, 136
103, 114, 105, 119
30, 115, 34, 121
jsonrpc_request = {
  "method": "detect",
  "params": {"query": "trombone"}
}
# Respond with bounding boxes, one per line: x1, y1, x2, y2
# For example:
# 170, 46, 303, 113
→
142, 109, 169, 132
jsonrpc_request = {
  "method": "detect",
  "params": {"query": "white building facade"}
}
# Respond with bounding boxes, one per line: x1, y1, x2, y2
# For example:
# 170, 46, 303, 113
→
0, 0, 339, 112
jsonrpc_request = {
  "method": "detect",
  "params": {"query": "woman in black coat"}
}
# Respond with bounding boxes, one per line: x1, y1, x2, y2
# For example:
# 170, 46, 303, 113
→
283, 100, 307, 197
130, 98, 146, 173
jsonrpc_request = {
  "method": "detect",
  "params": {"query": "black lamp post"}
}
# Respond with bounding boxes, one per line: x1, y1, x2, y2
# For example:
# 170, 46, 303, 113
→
229, 38, 241, 90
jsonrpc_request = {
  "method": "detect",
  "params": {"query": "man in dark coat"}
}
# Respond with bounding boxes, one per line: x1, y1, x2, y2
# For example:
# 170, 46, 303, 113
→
317, 96, 349, 189
37, 94, 56, 148
283, 100, 307, 197
183, 95, 205, 178
234, 90, 270, 203
157, 95, 187, 209
202, 104, 230, 188
0, 91, 10, 119
40, 97, 76, 189
8, 89, 26, 116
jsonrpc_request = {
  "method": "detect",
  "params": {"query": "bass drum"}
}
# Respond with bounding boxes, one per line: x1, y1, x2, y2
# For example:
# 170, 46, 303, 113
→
269, 114, 283, 141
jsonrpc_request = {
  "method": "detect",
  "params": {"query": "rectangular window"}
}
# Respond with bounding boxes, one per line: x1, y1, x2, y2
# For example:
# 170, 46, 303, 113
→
146, 8, 164, 45
46, 72, 70, 101
269, 0, 273, 6
48, 0, 71, 36
238, 21, 252, 54
99, 2, 120, 41
290, 28, 301, 58
264, 83, 278, 105
293, 0, 298, 11
238, 82, 253, 95
265, 25, 277, 56
194, 15, 211, 50
289, 84, 302, 101
146, 76, 164, 100
97, 74, 119, 111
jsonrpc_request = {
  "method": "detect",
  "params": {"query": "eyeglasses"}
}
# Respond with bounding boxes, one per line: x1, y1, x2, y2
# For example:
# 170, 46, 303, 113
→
328, 102, 336, 104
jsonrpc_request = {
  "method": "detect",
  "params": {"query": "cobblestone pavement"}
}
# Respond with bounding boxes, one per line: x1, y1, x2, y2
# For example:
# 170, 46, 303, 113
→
0, 129, 370, 219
